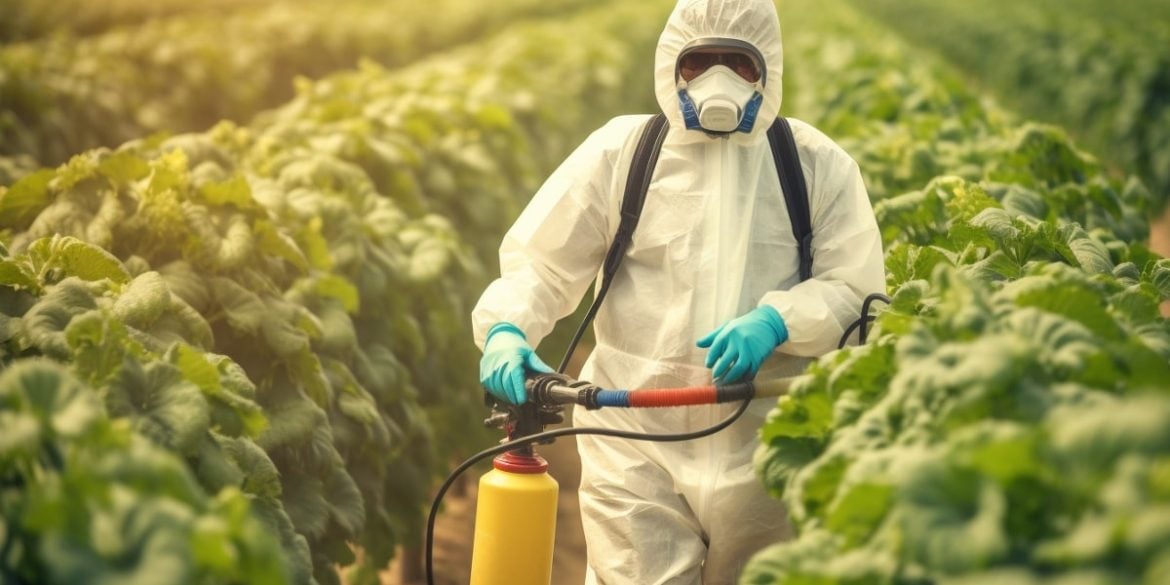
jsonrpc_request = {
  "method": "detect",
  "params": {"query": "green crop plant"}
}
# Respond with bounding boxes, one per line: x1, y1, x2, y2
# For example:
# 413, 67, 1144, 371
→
0, 0, 670, 582
0, 0, 598, 172
744, 0, 1170, 583
844, 0, 1170, 214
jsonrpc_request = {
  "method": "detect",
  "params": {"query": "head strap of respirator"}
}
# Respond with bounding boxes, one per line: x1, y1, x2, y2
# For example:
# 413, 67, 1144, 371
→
675, 37, 767, 135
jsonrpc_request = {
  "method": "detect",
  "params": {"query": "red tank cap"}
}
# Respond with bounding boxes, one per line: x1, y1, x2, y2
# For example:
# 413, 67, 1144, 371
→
493, 451, 549, 474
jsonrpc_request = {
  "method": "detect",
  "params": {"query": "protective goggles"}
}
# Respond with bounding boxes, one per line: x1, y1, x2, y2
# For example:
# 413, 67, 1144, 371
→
675, 38, 766, 85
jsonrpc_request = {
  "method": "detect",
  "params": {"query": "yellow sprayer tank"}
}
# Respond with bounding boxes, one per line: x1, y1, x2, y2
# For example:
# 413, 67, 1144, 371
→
469, 451, 559, 585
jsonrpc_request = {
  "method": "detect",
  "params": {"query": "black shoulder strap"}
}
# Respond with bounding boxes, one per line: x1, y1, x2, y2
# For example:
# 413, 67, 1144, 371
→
557, 115, 812, 372
768, 117, 813, 281
557, 113, 669, 373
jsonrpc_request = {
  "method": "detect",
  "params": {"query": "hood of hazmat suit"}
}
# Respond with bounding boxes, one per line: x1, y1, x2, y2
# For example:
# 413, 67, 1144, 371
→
471, 0, 885, 582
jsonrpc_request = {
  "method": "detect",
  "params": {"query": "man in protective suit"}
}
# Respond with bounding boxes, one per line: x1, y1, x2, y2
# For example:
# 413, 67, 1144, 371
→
471, 0, 885, 582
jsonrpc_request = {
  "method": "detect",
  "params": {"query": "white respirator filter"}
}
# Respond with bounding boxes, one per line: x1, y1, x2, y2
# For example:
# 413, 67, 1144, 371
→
680, 65, 760, 133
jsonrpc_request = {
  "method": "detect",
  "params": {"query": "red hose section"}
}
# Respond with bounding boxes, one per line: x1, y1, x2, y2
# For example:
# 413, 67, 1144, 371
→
627, 386, 718, 407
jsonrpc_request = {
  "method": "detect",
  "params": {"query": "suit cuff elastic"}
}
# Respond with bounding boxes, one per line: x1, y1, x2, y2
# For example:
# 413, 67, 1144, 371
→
486, 322, 526, 344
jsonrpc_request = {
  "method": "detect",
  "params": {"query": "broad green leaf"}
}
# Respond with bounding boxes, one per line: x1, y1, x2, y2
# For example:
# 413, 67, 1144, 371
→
289, 348, 331, 407
999, 184, 1049, 220
0, 359, 103, 440
211, 277, 265, 335
281, 473, 330, 540
944, 179, 1000, 223
1147, 260, 1170, 301
199, 174, 253, 208
1048, 396, 1170, 478
106, 360, 210, 455
968, 208, 1019, 243
22, 278, 100, 358
170, 346, 266, 437
28, 235, 130, 284
763, 388, 835, 441
1032, 514, 1117, 567
795, 454, 850, 521
191, 433, 245, 492
315, 302, 357, 355
170, 342, 223, 396
192, 516, 238, 573
949, 422, 1040, 485
220, 434, 283, 501
149, 149, 190, 192
825, 482, 893, 546
0, 412, 41, 459
65, 310, 145, 386
158, 260, 211, 313
405, 235, 451, 283
262, 306, 312, 358
322, 464, 365, 537
256, 394, 323, 451
899, 459, 1010, 574
300, 217, 333, 271
1064, 225, 1113, 275
97, 151, 151, 184
112, 271, 171, 328
313, 275, 360, 314
162, 296, 215, 349
0, 169, 54, 230
0, 259, 37, 291
255, 220, 309, 273
209, 214, 255, 270
999, 271, 1123, 341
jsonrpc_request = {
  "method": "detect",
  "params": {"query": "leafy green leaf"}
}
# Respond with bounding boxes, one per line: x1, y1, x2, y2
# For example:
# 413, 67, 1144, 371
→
97, 151, 151, 184
22, 278, 100, 359
112, 271, 171, 329
199, 174, 254, 209
255, 220, 309, 273
314, 275, 360, 314
27, 235, 131, 285
211, 277, 265, 335
0, 169, 55, 230
0, 358, 103, 440
105, 359, 210, 455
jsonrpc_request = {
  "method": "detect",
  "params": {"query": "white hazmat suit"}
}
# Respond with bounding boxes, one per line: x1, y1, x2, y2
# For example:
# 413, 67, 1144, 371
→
472, 0, 885, 582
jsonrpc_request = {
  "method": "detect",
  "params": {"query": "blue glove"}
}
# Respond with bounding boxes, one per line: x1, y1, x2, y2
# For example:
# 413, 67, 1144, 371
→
479, 322, 554, 404
696, 305, 788, 384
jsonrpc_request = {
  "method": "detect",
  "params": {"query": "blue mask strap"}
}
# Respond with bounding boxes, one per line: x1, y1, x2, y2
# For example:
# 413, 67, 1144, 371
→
678, 89, 703, 130
735, 92, 764, 133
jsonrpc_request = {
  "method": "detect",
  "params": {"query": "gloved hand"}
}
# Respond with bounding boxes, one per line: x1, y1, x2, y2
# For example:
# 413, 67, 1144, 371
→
696, 305, 788, 384
479, 322, 554, 404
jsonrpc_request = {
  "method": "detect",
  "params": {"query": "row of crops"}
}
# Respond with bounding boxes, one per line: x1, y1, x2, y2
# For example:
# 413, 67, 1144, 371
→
743, 0, 1170, 583
0, 0, 302, 42
1, 0, 1167, 584
0, 0, 596, 177
844, 0, 1170, 214
0, 1, 666, 583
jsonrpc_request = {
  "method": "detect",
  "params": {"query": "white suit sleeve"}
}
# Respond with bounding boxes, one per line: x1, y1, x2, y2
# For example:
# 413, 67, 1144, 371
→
471, 118, 636, 350
758, 141, 886, 357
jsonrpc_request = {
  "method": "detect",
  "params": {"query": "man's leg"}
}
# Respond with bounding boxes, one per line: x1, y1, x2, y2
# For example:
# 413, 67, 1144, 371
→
577, 429, 707, 584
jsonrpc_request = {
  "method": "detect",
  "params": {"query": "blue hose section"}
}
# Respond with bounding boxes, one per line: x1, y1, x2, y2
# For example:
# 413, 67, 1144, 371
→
595, 390, 630, 408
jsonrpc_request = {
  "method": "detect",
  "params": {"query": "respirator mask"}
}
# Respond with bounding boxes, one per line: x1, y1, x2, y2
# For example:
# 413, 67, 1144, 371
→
675, 39, 766, 135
